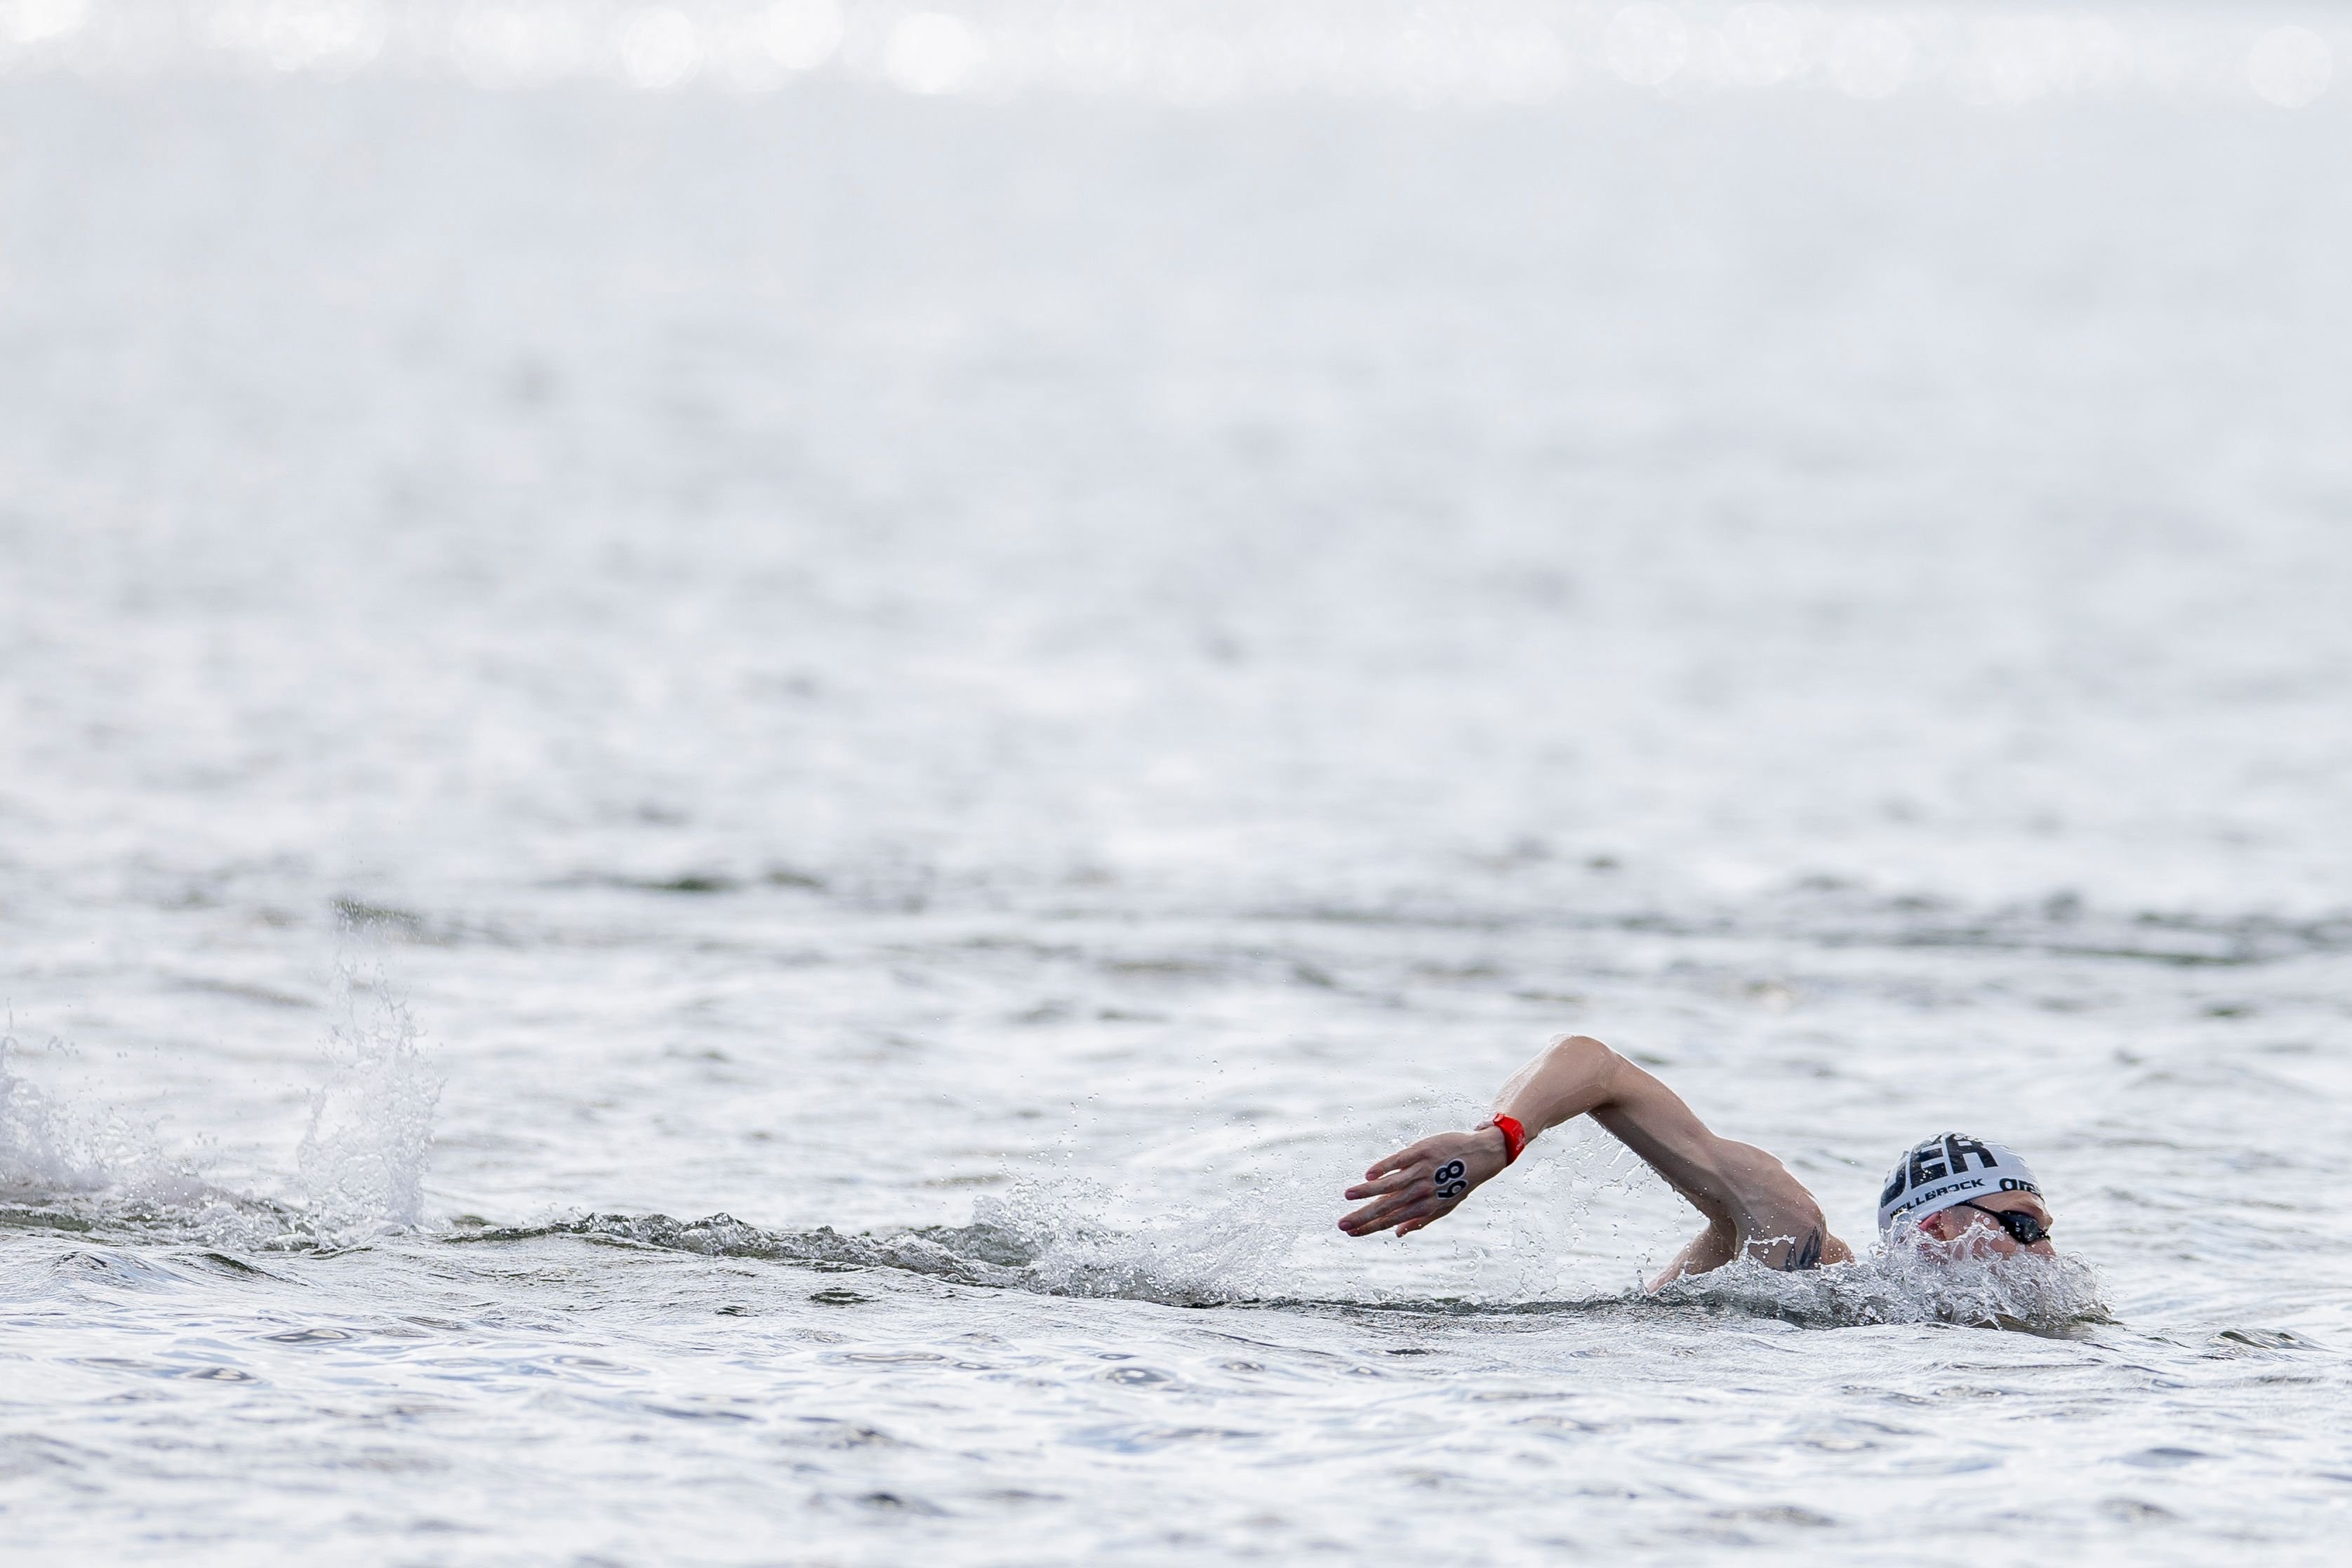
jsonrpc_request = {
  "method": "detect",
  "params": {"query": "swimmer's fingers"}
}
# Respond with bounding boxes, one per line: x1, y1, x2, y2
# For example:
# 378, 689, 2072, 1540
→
1350, 1185, 1462, 1239
1341, 1162, 1479, 1237
1355, 1142, 1421, 1175
1341, 1166, 1421, 1202
1338, 1189, 1431, 1237
1342, 1129, 1499, 1237
1361, 1137, 1451, 1182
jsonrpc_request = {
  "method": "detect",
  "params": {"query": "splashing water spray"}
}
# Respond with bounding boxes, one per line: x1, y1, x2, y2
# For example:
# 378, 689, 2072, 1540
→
291, 957, 443, 1247
0, 1017, 197, 1209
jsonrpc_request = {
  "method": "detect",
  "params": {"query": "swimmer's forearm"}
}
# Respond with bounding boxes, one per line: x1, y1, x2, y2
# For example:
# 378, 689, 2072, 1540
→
1490, 1034, 1740, 1219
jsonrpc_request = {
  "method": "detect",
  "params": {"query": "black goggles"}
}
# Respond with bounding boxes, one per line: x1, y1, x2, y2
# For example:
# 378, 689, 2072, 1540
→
1955, 1200, 2052, 1246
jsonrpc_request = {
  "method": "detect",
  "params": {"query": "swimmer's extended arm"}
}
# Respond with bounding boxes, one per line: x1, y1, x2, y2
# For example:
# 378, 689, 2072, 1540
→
1338, 1033, 1845, 1280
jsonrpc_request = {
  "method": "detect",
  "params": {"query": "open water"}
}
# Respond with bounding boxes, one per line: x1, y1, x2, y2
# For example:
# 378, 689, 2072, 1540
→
4, 3, 2351, 1562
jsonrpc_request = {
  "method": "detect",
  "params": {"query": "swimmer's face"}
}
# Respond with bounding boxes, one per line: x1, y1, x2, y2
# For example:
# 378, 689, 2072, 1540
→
1918, 1195, 2057, 1260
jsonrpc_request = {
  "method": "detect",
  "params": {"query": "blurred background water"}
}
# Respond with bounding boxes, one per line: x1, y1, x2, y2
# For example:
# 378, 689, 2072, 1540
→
3, 2, 2350, 1562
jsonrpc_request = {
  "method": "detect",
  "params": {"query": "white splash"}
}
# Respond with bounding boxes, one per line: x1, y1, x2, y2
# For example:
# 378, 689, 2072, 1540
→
1, 976, 443, 1249
0, 1031, 204, 1207
0, 1036, 108, 1197
292, 967, 443, 1246
944, 1177, 1315, 1303
1656, 1233, 2109, 1331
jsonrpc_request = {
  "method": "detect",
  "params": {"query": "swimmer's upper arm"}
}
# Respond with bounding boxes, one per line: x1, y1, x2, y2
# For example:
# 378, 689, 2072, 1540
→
1493, 1035, 1743, 1229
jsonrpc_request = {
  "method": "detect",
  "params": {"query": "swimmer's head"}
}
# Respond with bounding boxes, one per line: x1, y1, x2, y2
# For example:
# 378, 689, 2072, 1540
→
1877, 1133, 2054, 1258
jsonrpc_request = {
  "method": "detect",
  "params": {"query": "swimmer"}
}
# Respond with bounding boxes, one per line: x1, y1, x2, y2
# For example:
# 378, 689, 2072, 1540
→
1338, 1032, 2054, 1286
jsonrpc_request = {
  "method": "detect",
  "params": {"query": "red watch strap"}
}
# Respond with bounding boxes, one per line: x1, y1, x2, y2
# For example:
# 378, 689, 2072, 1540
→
1490, 1114, 1527, 1165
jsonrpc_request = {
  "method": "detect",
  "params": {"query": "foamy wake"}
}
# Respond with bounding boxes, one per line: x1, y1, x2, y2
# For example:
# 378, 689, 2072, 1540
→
458, 1178, 1313, 1307
1652, 1240, 2110, 1331
465, 1187, 2108, 1331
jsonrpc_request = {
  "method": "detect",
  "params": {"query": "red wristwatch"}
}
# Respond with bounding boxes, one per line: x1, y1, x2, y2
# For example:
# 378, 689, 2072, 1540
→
1489, 1114, 1527, 1165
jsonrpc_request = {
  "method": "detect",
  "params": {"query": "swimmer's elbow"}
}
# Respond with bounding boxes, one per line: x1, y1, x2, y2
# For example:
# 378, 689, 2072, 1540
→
1541, 1032, 1619, 1082
1503, 1035, 1632, 1138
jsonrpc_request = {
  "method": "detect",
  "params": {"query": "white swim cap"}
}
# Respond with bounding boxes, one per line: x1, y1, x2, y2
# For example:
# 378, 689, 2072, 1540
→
1877, 1132, 2045, 1235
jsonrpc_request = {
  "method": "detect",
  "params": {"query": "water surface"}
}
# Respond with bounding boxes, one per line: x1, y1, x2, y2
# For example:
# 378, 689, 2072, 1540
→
4, 6, 2351, 1562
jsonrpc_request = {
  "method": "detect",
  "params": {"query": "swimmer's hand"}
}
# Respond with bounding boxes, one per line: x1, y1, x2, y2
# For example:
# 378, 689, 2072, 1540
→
1338, 1127, 1511, 1238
